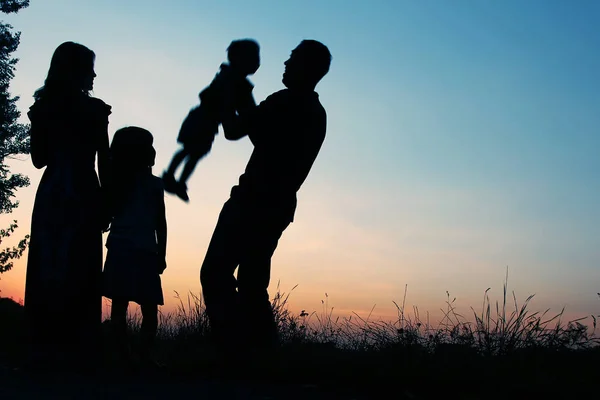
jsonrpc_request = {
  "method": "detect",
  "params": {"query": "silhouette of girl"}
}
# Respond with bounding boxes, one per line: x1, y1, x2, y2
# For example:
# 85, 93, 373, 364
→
102, 127, 167, 368
24, 41, 112, 372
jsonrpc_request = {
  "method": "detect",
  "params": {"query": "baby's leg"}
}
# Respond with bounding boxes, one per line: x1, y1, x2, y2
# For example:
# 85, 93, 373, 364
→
140, 303, 158, 360
179, 152, 203, 185
166, 147, 189, 177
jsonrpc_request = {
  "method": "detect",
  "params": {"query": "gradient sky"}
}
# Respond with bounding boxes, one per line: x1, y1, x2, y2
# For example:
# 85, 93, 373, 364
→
1, 0, 599, 324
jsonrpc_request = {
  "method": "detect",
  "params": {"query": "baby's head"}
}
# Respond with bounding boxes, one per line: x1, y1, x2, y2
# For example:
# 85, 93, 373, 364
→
227, 39, 260, 76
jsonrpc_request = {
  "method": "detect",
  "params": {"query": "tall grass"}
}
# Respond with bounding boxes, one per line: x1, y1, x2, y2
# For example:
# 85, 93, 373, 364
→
4, 276, 599, 397
112, 274, 599, 356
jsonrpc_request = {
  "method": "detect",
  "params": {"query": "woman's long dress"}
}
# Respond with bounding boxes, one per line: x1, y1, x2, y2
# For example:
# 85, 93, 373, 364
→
24, 94, 111, 368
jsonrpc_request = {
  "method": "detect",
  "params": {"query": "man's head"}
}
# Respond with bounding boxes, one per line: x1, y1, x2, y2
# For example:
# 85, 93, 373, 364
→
283, 40, 331, 90
227, 39, 260, 76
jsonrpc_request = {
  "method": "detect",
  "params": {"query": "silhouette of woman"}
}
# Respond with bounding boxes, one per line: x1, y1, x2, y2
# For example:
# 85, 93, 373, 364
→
24, 41, 112, 373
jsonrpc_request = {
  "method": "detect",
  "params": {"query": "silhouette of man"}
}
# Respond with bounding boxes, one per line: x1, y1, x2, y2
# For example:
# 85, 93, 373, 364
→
200, 40, 331, 353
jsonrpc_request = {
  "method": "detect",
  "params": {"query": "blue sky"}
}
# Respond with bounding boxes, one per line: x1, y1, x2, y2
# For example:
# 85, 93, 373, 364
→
2, 0, 599, 321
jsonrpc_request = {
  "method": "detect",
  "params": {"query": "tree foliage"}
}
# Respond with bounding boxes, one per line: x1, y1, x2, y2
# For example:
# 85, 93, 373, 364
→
0, 0, 30, 275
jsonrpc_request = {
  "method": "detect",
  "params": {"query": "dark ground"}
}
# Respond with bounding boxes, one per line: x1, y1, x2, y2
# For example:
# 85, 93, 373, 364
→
2, 350, 598, 400
1, 297, 599, 399
0, 366, 414, 400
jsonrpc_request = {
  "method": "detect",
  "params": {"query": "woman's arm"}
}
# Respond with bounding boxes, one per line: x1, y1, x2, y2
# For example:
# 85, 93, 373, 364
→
28, 109, 48, 169
94, 101, 112, 231
98, 131, 111, 232
97, 124, 110, 191
94, 100, 112, 190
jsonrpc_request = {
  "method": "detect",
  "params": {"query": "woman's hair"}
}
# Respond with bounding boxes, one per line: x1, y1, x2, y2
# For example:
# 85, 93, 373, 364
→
109, 126, 156, 216
34, 41, 95, 101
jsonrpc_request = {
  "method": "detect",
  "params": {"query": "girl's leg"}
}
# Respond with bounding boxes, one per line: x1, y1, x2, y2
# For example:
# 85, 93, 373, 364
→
110, 299, 129, 362
140, 303, 158, 362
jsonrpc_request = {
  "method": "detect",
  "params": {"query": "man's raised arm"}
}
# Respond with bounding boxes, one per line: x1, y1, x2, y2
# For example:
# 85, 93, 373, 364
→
221, 90, 258, 141
221, 109, 255, 141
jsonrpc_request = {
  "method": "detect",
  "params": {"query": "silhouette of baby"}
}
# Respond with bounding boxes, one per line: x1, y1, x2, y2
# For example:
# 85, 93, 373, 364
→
163, 39, 260, 202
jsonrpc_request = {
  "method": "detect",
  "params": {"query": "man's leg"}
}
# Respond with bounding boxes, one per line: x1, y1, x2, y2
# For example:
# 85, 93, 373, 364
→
200, 199, 243, 352
237, 216, 290, 350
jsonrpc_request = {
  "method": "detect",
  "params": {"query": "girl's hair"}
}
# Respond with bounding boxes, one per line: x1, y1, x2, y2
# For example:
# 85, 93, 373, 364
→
34, 41, 95, 101
109, 126, 156, 216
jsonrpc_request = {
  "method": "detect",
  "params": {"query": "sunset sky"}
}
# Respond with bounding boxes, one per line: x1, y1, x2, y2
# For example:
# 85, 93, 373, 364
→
1, 0, 599, 324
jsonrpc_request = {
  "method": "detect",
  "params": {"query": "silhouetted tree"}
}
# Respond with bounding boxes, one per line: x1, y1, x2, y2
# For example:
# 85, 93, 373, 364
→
0, 0, 30, 275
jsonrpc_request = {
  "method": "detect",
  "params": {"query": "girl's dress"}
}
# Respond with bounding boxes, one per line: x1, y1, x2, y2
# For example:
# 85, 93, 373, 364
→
24, 94, 111, 358
102, 174, 165, 305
